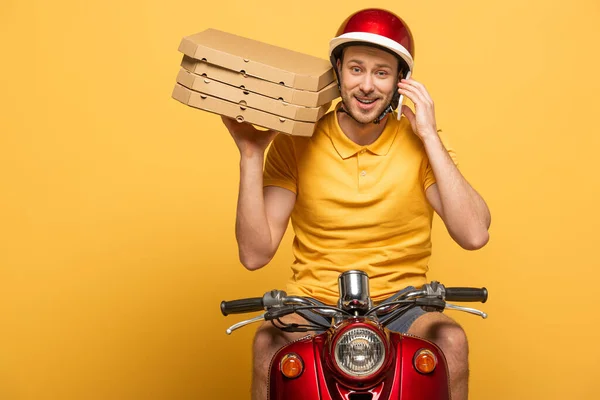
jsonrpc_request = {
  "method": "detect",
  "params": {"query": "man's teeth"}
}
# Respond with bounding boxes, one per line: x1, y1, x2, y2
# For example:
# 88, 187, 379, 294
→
356, 98, 376, 104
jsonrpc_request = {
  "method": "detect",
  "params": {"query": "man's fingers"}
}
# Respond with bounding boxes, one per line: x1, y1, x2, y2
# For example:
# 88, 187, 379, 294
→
401, 105, 417, 133
266, 129, 279, 141
401, 78, 428, 94
400, 79, 434, 106
221, 115, 239, 131
398, 83, 428, 107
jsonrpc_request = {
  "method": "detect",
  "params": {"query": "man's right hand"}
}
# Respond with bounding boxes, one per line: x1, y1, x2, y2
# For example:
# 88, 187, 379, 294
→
221, 116, 279, 158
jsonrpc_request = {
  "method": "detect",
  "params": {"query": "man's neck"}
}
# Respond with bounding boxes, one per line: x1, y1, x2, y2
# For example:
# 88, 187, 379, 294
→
337, 111, 389, 146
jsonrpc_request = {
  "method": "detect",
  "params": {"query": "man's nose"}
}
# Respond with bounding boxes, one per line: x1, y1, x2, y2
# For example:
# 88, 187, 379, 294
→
359, 74, 374, 94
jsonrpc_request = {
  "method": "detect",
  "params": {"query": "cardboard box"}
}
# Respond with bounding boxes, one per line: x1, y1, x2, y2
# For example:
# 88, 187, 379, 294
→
178, 29, 335, 92
176, 69, 330, 123
172, 84, 317, 137
181, 55, 339, 108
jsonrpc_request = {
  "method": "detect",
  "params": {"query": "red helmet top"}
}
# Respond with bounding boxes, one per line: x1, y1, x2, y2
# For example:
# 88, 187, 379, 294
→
330, 9, 415, 73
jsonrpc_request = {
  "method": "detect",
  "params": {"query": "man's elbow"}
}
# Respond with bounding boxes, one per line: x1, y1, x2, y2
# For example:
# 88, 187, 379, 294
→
460, 230, 490, 251
239, 252, 273, 271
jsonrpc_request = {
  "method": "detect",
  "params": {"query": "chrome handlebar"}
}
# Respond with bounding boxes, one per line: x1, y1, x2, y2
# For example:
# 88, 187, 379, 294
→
224, 282, 488, 335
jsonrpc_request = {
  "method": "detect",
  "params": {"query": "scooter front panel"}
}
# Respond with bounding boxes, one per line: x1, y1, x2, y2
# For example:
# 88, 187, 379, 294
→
268, 335, 323, 400
396, 335, 450, 399
267, 330, 451, 399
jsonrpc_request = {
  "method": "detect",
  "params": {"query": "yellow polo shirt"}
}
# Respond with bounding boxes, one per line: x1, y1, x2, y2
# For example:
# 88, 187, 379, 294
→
263, 109, 457, 305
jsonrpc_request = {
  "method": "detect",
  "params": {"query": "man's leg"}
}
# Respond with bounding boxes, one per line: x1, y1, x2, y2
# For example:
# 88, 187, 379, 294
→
251, 314, 313, 400
407, 312, 469, 400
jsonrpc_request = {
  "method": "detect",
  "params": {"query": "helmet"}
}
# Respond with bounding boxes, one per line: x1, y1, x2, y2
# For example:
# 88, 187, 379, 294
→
329, 9, 415, 123
329, 8, 415, 76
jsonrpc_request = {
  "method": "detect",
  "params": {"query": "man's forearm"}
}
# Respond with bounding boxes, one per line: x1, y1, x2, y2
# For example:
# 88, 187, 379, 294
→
236, 154, 274, 270
423, 134, 491, 249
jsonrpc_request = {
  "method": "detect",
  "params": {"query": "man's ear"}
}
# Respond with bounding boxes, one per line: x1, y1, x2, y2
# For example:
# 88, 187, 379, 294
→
336, 58, 342, 75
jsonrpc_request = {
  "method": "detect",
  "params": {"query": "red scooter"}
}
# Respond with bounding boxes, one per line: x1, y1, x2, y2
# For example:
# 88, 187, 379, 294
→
221, 270, 488, 399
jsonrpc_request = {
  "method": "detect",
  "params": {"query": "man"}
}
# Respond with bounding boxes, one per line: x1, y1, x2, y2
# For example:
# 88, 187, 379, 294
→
221, 8, 491, 400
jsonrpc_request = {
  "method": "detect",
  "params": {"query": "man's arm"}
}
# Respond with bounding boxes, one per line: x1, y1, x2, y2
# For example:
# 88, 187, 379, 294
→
398, 79, 491, 250
423, 146, 491, 250
222, 116, 296, 270
237, 154, 295, 269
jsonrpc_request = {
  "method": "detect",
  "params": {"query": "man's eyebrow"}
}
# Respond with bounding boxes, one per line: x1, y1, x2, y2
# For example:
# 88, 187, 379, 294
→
346, 59, 365, 65
346, 59, 393, 69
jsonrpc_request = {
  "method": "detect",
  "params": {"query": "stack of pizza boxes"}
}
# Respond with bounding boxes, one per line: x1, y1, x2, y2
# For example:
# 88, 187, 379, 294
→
172, 29, 340, 136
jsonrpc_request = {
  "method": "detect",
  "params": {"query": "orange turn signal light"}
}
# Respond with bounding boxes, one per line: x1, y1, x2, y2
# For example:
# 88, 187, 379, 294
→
414, 349, 437, 374
281, 353, 304, 379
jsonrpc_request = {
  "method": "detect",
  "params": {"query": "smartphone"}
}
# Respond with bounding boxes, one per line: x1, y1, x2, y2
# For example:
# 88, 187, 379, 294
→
396, 70, 412, 121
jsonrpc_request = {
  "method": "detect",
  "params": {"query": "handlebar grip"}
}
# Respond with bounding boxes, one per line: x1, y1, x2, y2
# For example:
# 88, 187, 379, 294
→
445, 287, 488, 303
220, 298, 264, 316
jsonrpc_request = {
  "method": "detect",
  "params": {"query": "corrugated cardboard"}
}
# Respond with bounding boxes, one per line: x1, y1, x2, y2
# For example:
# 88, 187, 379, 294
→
176, 69, 330, 123
180, 55, 339, 108
178, 29, 335, 92
172, 84, 317, 137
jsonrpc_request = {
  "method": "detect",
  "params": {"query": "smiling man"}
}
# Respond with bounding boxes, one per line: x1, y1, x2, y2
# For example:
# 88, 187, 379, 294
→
221, 8, 491, 400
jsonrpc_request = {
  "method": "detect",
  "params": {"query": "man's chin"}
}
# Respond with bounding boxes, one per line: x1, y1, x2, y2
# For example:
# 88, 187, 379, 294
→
346, 108, 384, 124
353, 115, 375, 124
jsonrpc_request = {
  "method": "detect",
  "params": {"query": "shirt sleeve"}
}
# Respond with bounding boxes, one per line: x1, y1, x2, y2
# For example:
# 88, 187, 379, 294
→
263, 134, 298, 194
422, 129, 459, 191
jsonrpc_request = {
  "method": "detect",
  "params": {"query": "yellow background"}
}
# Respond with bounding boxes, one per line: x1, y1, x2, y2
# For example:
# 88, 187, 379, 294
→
1, 0, 599, 398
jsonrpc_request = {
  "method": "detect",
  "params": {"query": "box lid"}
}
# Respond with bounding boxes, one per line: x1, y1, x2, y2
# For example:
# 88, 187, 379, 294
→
178, 29, 335, 92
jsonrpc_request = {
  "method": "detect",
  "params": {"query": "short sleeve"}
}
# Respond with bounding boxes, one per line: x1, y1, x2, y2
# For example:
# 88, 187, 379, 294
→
263, 134, 298, 194
422, 129, 459, 191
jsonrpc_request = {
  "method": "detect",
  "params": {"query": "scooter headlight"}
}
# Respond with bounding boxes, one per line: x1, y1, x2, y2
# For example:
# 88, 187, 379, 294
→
333, 327, 386, 377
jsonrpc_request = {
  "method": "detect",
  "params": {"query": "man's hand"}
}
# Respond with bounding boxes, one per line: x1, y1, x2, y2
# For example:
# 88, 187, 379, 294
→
221, 116, 278, 158
397, 78, 438, 142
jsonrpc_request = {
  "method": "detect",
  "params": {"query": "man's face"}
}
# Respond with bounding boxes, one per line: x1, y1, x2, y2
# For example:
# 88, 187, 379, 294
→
337, 45, 400, 124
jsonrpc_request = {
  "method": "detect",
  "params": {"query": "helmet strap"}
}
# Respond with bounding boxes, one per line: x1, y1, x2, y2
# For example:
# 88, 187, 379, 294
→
373, 104, 394, 124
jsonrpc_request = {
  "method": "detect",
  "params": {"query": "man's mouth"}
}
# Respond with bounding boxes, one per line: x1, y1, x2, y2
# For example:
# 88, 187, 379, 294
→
355, 97, 377, 104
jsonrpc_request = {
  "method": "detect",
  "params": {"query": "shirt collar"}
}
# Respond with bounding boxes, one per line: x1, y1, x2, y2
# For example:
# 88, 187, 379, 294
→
329, 105, 399, 159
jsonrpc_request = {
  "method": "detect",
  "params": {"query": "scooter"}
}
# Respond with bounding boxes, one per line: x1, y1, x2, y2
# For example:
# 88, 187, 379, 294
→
221, 270, 488, 400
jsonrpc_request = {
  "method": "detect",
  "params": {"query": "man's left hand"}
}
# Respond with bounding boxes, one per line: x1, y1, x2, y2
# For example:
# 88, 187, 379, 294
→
398, 78, 438, 142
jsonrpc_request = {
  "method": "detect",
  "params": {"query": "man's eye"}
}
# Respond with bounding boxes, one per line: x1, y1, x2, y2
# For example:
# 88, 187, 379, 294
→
377, 71, 388, 77
351, 67, 361, 73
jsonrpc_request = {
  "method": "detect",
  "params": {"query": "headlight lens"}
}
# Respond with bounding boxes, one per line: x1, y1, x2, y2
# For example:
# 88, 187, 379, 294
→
334, 327, 386, 377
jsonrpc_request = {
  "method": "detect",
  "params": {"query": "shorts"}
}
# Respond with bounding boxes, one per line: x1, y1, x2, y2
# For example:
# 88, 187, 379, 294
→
297, 286, 426, 333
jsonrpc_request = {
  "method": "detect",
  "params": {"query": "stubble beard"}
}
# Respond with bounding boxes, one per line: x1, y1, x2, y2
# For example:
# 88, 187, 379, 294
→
340, 89, 393, 125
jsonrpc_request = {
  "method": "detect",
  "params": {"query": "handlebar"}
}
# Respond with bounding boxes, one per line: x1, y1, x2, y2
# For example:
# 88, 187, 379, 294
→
445, 287, 488, 303
221, 282, 489, 334
220, 297, 264, 316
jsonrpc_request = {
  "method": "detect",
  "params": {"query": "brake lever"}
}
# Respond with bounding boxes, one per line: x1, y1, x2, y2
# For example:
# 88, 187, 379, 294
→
226, 313, 266, 335
445, 303, 488, 319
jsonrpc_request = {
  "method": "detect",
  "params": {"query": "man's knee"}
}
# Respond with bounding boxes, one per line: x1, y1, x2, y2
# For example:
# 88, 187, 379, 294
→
408, 313, 469, 361
435, 319, 468, 356
252, 316, 308, 369
252, 322, 282, 366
